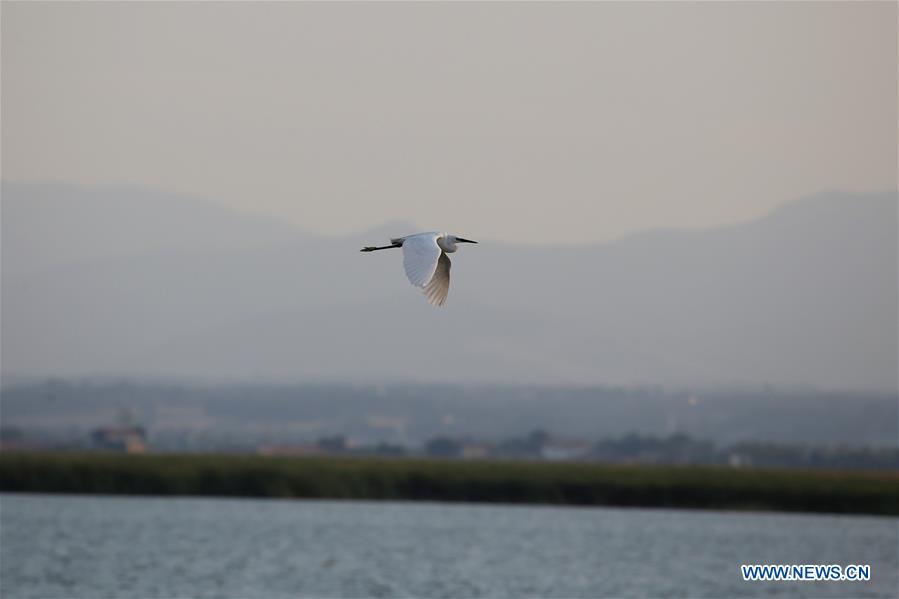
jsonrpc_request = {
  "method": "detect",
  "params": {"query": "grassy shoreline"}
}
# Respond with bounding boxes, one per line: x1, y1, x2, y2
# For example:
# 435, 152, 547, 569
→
1, 453, 896, 516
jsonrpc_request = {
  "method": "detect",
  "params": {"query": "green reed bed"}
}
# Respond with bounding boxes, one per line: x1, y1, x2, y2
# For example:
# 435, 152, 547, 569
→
1, 453, 896, 515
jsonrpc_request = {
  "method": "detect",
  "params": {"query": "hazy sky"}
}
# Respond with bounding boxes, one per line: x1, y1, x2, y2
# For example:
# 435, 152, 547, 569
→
2, 2, 896, 243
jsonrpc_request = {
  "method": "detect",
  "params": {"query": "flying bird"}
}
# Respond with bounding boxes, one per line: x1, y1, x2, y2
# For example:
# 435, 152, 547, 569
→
361, 232, 478, 306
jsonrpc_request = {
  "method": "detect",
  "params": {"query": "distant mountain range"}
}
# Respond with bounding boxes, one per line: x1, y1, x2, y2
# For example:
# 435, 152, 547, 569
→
2, 182, 896, 391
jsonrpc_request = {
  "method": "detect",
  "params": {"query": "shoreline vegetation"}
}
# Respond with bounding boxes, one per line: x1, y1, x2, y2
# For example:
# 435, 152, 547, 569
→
1, 453, 896, 516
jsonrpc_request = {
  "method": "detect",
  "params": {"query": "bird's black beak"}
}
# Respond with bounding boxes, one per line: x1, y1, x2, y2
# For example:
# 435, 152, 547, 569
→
456, 238, 478, 244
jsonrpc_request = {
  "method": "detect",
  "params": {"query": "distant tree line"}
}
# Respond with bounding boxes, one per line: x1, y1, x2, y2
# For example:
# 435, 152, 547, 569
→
6, 423, 896, 471
356, 431, 897, 471
274, 431, 899, 471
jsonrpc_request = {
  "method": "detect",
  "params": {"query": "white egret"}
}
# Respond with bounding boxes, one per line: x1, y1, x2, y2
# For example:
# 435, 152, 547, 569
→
361, 232, 478, 306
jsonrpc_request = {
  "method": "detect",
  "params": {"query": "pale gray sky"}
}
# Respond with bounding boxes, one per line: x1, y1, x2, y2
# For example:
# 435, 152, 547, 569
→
2, 1, 896, 243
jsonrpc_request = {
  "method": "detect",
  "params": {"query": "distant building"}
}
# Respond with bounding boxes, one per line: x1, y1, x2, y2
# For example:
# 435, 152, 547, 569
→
91, 426, 147, 453
540, 440, 591, 461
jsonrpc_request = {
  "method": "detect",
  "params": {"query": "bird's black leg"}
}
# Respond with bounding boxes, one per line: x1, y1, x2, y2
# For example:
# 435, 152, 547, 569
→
360, 243, 402, 252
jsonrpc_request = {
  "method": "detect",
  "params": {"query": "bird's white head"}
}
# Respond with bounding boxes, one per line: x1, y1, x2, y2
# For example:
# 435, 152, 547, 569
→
440, 234, 478, 253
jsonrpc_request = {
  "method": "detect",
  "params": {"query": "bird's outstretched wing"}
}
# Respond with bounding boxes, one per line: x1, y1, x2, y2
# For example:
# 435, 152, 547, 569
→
401, 233, 442, 288
423, 251, 451, 306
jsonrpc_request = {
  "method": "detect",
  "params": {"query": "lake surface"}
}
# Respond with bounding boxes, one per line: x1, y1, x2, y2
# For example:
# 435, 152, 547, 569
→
1, 494, 896, 598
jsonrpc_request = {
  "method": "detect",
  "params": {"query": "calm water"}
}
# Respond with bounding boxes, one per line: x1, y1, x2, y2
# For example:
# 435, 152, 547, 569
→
1, 494, 896, 598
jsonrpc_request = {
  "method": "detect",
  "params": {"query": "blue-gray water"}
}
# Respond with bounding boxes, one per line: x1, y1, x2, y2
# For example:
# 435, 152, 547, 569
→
1, 494, 896, 598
